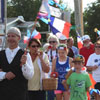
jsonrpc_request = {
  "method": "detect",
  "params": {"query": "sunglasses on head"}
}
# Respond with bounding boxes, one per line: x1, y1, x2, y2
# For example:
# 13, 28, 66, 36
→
95, 46, 100, 48
31, 45, 40, 48
49, 41, 57, 43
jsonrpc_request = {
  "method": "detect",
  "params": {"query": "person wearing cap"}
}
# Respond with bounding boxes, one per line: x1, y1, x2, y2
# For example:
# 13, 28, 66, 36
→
64, 54, 92, 100
51, 44, 73, 100
59, 35, 75, 58
0, 27, 34, 100
86, 40, 100, 100
79, 35, 94, 66
59, 34, 67, 44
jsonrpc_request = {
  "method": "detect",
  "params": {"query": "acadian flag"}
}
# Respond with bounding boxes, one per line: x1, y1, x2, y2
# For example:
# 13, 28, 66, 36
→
76, 31, 83, 49
24, 29, 41, 44
49, 16, 71, 38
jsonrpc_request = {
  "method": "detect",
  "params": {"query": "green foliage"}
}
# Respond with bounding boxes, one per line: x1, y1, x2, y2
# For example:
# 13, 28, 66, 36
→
83, 0, 100, 42
7, 0, 48, 33
7, 0, 41, 21
70, 12, 78, 47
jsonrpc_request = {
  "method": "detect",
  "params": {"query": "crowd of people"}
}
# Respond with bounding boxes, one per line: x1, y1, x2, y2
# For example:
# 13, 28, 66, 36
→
0, 27, 100, 100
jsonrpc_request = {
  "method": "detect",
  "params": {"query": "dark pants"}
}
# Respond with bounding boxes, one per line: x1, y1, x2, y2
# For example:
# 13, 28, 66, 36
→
95, 82, 100, 90
47, 91, 55, 100
0, 87, 28, 100
28, 90, 46, 100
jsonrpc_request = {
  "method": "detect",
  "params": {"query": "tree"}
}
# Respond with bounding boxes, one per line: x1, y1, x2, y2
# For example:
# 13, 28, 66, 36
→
83, 0, 100, 42
7, 0, 41, 21
7, 0, 48, 32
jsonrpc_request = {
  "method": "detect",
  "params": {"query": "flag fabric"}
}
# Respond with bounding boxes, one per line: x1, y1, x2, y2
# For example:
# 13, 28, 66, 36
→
94, 28, 100, 36
23, 36, 29, 44
49, 6, 62, 18
39, 17, 49, 24
31, 29, 41, 39
76, 31, 83, 49
77, 36, 83, 49
39, 0, 50, 14
23, 29, 41, 44
89, 74, 96, 89
23, 29, 31, 44
37, 12, 48, 19
54, 0, 60, 3
48, 0, 66, 10
97, 30, 100, 36
90, 89, 100, 95
49, 16, 71, 38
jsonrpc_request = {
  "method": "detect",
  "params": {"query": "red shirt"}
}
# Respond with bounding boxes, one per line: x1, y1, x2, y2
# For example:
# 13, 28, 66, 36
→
79, 44, 94, 65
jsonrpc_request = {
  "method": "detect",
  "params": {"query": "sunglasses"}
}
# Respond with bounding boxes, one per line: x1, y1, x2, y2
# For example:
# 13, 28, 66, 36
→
49, 41, 57, 43
31, 45, 40, 48
95, 46, 100, 48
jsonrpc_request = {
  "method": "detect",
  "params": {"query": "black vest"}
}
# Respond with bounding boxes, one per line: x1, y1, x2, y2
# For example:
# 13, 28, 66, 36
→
0, 49, 28, 100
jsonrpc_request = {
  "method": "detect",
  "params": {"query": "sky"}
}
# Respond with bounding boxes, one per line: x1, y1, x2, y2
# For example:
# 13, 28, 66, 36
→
63, 0, 97, 11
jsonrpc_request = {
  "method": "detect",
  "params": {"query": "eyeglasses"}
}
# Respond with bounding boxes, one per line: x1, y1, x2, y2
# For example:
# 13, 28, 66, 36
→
49, 41, 57, 43
95, 46, 100, 48
31, 45, 40, 48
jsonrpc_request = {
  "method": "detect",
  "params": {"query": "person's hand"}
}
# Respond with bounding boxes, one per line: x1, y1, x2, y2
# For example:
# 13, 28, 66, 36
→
0, 69, 2, 71
62, 80, 67, 91
38, 50, 43, 60
92, 65, 98, 71
5, 72, 16, 80
20, 54, 27, 65
62, 80, 66, 85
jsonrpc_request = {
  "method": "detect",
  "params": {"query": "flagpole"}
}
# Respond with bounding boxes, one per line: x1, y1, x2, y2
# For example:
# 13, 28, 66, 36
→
1, 0, 7, 50
2, 0, 7, 50
74, 0, 84, 36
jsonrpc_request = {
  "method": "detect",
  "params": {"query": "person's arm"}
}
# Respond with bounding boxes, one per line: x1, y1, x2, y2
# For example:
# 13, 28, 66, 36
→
85, 74, 92, 92
86, 54, 98, 71
52, 58, 56, 72
66, 84, 70, 91
65, 67, 74, 80
21, 53, 34, 80
86, 65, 98, 71
65, 57, 74, 80
69, 57, 73, 68
62, 80, 70, 91
86, 87, 91, 92
0, 68, 16, 81
38, 53, 50, 73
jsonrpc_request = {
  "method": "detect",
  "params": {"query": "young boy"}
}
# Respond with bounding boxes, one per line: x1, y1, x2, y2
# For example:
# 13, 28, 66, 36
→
64, 55, 92, 100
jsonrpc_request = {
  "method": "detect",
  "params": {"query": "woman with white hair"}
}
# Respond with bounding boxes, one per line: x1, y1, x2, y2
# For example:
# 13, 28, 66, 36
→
47, 34, 59, 100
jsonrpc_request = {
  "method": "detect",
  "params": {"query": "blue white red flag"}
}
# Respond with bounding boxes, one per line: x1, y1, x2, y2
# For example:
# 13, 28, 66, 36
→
49, 16, 71, 38
24, 29, 41, 44
76, 31, 83, 49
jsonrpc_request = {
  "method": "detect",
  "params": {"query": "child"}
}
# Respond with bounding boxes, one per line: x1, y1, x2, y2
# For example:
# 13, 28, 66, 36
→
65, 55, 92, 100
51, 44, 73, 100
